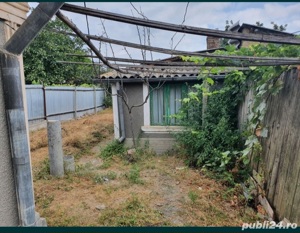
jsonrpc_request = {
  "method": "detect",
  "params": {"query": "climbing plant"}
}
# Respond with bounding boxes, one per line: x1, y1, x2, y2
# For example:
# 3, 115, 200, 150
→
175, 42, 299, 185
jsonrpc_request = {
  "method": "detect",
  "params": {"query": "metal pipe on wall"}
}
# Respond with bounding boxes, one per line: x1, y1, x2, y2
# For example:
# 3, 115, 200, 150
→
115, 82, 126, 143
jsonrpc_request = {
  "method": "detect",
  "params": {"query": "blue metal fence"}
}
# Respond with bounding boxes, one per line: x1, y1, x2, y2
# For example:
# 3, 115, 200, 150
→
25, 85, 105, 122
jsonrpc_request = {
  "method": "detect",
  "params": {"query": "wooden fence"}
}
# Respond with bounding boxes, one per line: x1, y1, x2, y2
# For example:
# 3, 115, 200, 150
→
238, 68, 300, 224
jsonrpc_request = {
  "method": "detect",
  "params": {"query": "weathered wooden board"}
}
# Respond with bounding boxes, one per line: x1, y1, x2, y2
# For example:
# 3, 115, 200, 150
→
0, 3, 29, 25
239, 68, 300, 224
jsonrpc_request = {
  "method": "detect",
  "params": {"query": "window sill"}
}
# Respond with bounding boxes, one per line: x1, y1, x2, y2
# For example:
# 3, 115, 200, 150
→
141, 126, 186, 133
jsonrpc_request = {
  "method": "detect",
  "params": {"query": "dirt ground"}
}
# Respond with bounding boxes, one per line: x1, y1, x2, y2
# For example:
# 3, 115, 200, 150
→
30, 108, 259, 226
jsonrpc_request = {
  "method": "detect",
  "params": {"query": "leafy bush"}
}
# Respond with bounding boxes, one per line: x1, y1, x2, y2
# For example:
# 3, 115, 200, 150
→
104, 94, 112, 108
176, 42, 299, 185
100, 140, 125, 159
175, 77, 247, 185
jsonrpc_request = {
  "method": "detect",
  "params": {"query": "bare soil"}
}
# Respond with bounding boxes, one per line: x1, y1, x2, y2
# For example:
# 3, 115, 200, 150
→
30, 108, 259, 226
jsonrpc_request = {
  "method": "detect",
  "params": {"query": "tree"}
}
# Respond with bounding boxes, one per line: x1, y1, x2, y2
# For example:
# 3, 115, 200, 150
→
23, 16, 101, 85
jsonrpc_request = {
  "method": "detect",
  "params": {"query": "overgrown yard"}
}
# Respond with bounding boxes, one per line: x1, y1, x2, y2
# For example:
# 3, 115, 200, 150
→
30, 108, 259, 226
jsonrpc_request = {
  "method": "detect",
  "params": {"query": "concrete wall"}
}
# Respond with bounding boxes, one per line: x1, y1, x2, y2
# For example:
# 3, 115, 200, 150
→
0, 55, 19, 226
122, 83, 144, 139
121, 83, 177, 154
0, 20, 19, 226
0, 3, 30, 224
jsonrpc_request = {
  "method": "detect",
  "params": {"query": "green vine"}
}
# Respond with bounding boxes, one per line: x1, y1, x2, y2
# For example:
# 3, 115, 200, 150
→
177, 43, 299, 184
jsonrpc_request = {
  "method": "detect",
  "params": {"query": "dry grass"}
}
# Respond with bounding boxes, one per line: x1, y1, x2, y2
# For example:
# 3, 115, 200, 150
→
30, 108, 259, 226
30, 108, 113, 168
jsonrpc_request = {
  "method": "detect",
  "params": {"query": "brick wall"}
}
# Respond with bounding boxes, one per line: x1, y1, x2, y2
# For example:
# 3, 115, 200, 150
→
206, 36, 220, 49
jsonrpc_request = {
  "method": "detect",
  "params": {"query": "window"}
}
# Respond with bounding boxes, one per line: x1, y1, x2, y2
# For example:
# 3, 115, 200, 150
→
150, 83, 188, 126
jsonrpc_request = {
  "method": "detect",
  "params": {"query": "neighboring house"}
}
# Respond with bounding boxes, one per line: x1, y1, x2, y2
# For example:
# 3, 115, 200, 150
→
228, 22, 293, 48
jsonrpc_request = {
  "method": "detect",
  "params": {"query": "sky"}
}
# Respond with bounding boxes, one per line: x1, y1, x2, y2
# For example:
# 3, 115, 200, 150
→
28, 2, 300, 62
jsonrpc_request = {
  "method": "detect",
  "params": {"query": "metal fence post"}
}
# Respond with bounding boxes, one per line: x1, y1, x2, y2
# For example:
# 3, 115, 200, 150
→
93, 86, 97, 113
42, 85, 47, 120
74, 86, 77, 119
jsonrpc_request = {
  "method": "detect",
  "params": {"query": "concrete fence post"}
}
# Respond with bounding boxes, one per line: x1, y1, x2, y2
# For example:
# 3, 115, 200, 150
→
47, 120, 64, 177
63, 155, 75, 173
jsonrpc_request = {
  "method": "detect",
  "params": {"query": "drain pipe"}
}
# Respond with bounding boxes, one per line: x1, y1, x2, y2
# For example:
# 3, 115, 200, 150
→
117, 83, 126, 143
2, 2, 64, 226
117, 91, 126, 143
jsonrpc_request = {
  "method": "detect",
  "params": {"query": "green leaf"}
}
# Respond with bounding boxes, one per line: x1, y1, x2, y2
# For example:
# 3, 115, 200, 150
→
182, 98, 190, 103
206, 77, 215, 85
225, 45, 236, 52
257, 101, 267, 113
221, 151, 230, 157
242, 148, 251, 157
243, 157, 250, 165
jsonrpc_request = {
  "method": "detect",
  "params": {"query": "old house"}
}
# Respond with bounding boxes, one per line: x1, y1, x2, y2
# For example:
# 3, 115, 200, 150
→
100, 22, 294, 154
101, 70, 207, 154
100, 53, 225, 154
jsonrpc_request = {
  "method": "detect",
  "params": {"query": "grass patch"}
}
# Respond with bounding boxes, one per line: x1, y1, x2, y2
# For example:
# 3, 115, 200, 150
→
74, 163, 96, 180
97, 159, 112, 169
100, 140, 125, 159
34, 158, 51, 181
105, 171, 117, 180
93, 171, 117, 184
98, 195, 168, 226
188, 191, 198, 204
91, 130, 105, 140
35, 193, 54, 209
126, 164, 144, 184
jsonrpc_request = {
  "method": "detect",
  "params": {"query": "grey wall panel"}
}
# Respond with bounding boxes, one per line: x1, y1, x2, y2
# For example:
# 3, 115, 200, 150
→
25, 85, 44, 120
26, 86, 105, 122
